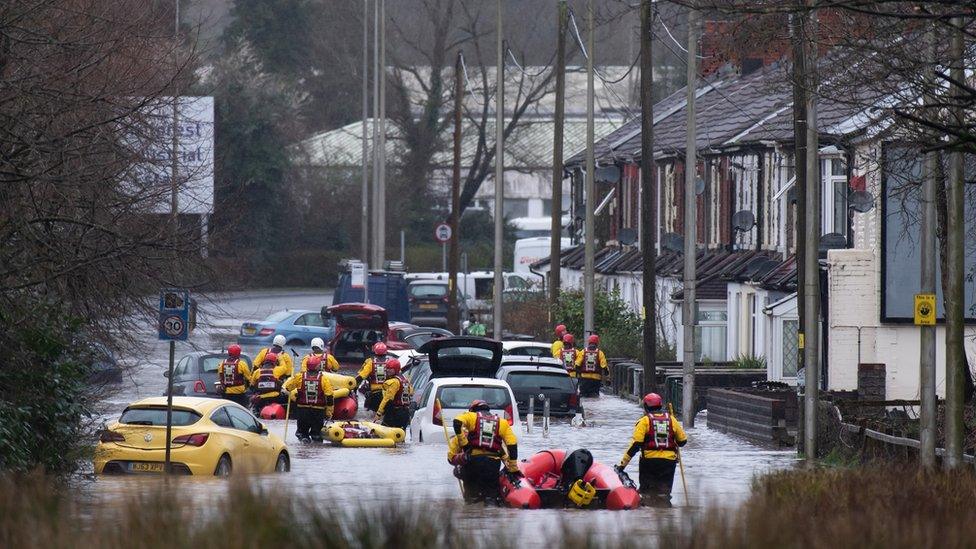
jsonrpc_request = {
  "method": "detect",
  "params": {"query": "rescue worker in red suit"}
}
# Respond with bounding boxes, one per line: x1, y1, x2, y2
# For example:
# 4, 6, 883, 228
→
249, 352, 289, 414
284, 355, 335, 443
559, 333, 580, 377
617, 393, 688, 504
355, 342, 390, 412
574, 334, 610, 397
550, 324, 567, 359
215, 344, 251, 407
449, 400, 520, 503
373, 359, 413, 429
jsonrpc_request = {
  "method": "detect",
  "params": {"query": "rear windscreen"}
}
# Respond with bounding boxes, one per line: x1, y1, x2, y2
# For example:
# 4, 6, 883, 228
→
410, 284, 448, 298
436, 386, 510, 409
507, 372, 574, 391
119, 407, 202, 426
201, 357, 225, 373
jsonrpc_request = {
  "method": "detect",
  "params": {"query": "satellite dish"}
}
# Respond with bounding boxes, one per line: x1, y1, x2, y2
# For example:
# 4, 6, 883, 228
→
732, 210, 756, 233
820, 232, 848, 251
595, 165, 621, 184
695, 176, 706, 196
662, 232, 684, 253
849, 190, 875, 213
618, 228, 638, 246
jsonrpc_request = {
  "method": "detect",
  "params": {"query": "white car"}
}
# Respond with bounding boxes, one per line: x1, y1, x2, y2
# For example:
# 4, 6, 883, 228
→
409, 377, 520, 444
502, 340, 555, 358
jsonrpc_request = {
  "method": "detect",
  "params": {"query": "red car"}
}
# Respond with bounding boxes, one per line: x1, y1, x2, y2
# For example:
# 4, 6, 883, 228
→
326, 303, 413, 371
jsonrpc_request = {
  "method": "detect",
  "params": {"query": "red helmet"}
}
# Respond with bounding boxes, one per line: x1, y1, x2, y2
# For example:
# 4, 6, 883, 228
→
469, 399, 490, 412
643, 393, 663, 410
383, 358, 401, 376
228, 344, 241, 358
588, 334, 600, 346
307, 355, 322, 371
555, 324, 567, 337
264, 352, 278, 366
562, 333, 575, 345
373, 342, 388, 356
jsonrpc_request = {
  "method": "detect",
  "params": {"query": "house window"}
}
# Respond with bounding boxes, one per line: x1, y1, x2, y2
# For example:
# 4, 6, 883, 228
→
694, 303, 728, 362
503, 198, 529, 219
781, 319, 799, 378
822, 157, 849, 239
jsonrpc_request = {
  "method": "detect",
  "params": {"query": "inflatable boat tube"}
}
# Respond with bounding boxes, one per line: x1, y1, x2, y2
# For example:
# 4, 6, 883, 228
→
498, 473, 542, 509
323, 372, 357, 390
259, 403, 287, 420
332, 396, 358, 420
507, 449, 641, 510
323, 420, 405, 447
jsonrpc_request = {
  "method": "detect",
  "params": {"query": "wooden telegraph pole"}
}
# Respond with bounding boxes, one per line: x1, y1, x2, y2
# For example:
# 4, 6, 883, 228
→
640, 0, 657, 395
448, 51, 464, 334
549, 0, 568, 315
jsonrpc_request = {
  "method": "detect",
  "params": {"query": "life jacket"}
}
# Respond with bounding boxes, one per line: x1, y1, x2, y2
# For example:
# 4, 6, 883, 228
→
391, 374, 411, 407
369, 356, 388, 385
220, 359, 246, 389
643, 412, 676, 451
297, 371, 326, 407
255, 366, 282, 393
561, 348, 577, 371
582, 349, 600, 373
467, 412, 504, 453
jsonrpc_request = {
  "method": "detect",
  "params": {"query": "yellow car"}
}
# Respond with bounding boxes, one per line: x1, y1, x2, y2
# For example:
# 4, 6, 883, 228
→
94, 397, 290, 476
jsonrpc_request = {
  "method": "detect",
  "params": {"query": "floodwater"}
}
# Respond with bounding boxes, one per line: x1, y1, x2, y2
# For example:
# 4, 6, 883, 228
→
84, 290, 797, 544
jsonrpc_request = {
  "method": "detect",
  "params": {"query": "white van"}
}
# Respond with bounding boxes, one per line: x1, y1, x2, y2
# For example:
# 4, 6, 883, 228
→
513, 237, 573, 278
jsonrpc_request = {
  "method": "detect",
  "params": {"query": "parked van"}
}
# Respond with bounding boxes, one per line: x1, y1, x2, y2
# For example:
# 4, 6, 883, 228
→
513, 236, 572, 278
333, 263, 410, 323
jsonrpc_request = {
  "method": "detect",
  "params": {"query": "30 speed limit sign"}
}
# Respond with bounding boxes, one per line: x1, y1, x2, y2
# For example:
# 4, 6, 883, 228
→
162, 315, 185, 338
434, 222, 452, 243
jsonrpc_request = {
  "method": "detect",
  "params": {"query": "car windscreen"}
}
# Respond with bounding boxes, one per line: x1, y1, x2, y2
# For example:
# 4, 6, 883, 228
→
436, 385, 510, 409
506, 372, 575, 392
507, 346, 551, 357
263, 310, 293, 323
438, 346, 495, 359
119, 407, 202, 426
410, 284, 448, 298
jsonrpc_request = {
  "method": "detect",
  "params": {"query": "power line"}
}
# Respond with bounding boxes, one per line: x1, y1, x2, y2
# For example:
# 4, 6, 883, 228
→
659, 15, 709, 59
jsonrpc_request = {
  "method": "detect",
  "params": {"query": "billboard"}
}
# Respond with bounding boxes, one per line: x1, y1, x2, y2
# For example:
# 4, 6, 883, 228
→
881, 145, 976, 322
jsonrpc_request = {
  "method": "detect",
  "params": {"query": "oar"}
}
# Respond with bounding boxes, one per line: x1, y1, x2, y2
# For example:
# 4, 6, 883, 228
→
283, 390, 293, 442
668, 402, 690, 506
438, 399, 465, 496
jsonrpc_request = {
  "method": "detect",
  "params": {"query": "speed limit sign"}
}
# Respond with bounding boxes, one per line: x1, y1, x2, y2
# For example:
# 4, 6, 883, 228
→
434, 222, 452, 243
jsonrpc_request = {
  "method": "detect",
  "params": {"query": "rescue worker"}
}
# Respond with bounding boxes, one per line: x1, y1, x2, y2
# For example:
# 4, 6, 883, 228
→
449, 400, 520, 503
301, 337, 340, 373
215, 344, 251, 406
354, 342, 390, 412
284, 355, 335, 443
373, 358, 412, 429
253, 334, 295, 377
559, 333, 580, 377
467, 318, 486, 337
617, 393, 688, 504
249, 351, 290, 413
551, 324, 567, 358
574, 334, 610, 397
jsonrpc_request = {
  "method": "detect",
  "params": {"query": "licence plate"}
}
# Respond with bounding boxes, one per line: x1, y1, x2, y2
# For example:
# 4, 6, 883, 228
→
243, 327, 256, 335
130, 462, 164, 473
419, 303, 438, 310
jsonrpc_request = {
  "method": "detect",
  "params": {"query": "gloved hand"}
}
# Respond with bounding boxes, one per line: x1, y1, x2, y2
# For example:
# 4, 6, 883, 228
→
288, 389, 297, 401
505, 459, 520, 474
451, 434, 468, 448
617, 455, 631, 470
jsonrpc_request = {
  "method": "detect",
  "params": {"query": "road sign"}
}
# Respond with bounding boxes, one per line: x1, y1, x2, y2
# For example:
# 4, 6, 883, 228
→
434, 222, 452, 243
914, 293, 936, 326
158, 289, 190, 341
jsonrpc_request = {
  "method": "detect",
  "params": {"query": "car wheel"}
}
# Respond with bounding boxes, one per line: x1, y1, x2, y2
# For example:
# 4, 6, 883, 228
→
286, 339, 304, 347
275, 452, 290, 473
214, 454, 232, 476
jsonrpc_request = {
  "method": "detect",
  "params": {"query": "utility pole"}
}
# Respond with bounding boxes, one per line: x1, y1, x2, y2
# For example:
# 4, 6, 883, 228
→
681, 5, 699, 426
583, 0, 596, 339
640, 0, 657, 395
493, 0, 504, 339
376, 0, 387, 268
361, 0, 370, 266
918, 21, 937, 469
549, 0, 567, 315
944, 15, 965, 470
371, 0, 380, 269
802, 2, 821, 464
448, 51, 464, 335
790, 5, 807, 390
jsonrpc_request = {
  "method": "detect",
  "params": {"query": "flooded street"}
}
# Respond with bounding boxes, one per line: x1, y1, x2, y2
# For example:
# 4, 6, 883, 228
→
86, 290, 797, 543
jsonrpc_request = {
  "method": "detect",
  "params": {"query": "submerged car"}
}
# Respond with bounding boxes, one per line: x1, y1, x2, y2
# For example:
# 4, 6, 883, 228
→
496, 360, 579, 417
326, 303, 411, 370
164, 350, 254, 398
94, 397, 289, 476
238, 309, 335, 347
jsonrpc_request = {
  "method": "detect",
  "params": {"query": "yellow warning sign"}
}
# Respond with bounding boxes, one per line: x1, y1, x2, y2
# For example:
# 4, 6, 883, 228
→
798, 332, 805, 350
915, 294, 936, 326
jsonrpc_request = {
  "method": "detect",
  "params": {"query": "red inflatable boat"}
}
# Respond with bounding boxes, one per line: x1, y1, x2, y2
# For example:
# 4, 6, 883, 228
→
260, 396, 358, 420
498, 449, 641, 510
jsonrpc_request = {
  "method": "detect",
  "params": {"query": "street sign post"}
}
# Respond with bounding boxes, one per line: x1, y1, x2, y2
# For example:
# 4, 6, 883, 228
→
435, 223, 452, 273
158, 289, 190, 474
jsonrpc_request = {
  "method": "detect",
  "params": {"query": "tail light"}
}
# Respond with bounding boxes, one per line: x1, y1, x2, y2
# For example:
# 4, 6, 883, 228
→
99, 430, 125, 443
172, 433, 209, 447
193, 380, 207, 393
259, 328, 275, 336
568, 392, 580, 408
504, 404, 514, 423
432, 399, 443, 426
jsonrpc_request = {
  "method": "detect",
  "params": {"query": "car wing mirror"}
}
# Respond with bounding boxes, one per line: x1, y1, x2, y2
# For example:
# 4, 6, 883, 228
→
163, 370, 170, 378
259, 423, 269, 435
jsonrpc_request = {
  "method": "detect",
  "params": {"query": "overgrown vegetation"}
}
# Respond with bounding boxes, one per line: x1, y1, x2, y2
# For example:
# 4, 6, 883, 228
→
731, 354, 768, 370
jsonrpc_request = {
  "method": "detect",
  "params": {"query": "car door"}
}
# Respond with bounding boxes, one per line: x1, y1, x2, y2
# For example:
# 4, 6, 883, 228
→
169, 355, 191, 395
224, 406, 266, 472
209, 406, 252, 470
300, 312, 332, 341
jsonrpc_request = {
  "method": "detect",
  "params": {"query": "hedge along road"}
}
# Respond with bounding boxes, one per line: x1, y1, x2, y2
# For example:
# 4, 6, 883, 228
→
85, 290, 796, 543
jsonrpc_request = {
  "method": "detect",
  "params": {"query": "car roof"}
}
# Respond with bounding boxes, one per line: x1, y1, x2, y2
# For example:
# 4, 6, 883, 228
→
409, 279, 448, 285
497, 365, 569, 376
427, 377, 512, 388
501, 340, 550, 350
500, 355, 561, 366
127, 396, 228, 413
